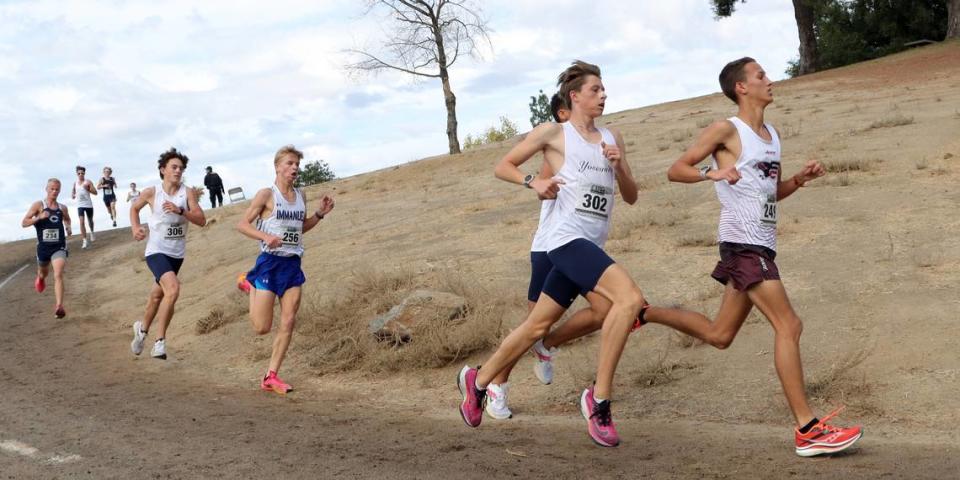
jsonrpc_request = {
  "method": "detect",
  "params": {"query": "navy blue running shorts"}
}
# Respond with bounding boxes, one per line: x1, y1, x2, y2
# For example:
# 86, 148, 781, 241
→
527, 251, 553, 303
545, 238, 615, 300
146, 253, 184, 283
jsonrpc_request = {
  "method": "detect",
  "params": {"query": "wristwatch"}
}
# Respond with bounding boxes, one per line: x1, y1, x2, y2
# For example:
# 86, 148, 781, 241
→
698, 165, 712, 180
522, 174, 535, 189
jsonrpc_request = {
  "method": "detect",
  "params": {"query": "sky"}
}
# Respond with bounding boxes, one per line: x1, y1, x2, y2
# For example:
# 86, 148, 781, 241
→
0, 0, 800, 241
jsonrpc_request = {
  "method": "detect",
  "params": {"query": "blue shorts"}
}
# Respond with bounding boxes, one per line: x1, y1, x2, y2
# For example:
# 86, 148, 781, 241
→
527, 252, 553, 303
544, 239, 615, 304
146, 254, 184, 283
37, 246, 68, 266
246, 253, 305, 297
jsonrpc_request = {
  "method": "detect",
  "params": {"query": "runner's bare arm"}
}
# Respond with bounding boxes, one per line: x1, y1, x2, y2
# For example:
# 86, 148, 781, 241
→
236, 189, 279, 247
20, 201, 43, 227
183, 187, 206, 227
777, 159, 826, 201
608, 130, 638, 205
71, 183, 76, 199
303, 194, 334, 233
87, 181, 98, 196
667, 120, 741, 184
494, 122, 564, 198
61, 208, 72, 236
130, 187, 153, 241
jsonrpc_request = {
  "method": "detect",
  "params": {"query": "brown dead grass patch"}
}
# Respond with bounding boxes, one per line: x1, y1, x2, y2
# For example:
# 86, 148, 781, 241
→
299, 266, 507, 374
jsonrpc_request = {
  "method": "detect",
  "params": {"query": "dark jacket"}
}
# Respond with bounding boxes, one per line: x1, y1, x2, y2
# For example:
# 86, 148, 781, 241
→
204, 173, 225, 194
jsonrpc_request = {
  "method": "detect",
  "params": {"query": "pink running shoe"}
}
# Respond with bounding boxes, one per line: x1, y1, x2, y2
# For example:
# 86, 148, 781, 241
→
54, 305, 66, 319
261, 371, 293, 395
35, 276, 46, 293
237, 272, 251, 295
580, 386, 620, 447
457, 365, 486, 428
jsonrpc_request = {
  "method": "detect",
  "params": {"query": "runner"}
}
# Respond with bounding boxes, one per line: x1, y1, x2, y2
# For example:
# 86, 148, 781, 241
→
71, 166, 97, 248
98, 166, 119, 227
21, 178, 72, 319
665, 57, 862, 457
129, 148, 205, 360
235, 145, 334, 395
459, 60, 646, 447
127, 182, 140, 204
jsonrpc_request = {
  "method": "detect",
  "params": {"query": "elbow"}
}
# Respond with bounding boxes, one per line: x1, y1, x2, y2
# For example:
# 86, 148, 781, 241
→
666, 167, 680, 183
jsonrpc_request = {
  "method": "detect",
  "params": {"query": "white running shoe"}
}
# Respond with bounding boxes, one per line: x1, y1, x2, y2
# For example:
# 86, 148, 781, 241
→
485, 383, 513, 420
81, 238, 89, 249
151, 339, 167, 360
131, 321, 146, 356
532, 339, 556, 385
88, 232, 95, 242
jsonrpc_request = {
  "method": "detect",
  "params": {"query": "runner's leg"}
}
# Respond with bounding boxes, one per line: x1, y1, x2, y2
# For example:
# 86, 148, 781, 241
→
141, 283, 163, 332
152, 271, 180, 339
249, 287, 277, 335
542, 293, 609, 349
644, 282, 753, 349
591, 264, 645, 400
269, 287, 301, 373
51, 257, 66, 307
745, 279, 813, 426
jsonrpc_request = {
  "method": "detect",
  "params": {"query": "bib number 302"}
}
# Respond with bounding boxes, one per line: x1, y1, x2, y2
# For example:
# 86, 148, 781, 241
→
575, 183, 613, 219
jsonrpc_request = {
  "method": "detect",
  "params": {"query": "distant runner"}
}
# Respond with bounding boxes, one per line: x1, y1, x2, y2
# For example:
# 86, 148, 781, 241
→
98, 166, 119, 227
71, 166, 97, 248
22, 178, 72, 318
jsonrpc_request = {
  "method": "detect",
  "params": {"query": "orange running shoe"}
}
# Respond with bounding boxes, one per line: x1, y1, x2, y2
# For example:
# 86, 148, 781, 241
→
237, 272, 251, 295
795, 406, 862, 457
261, 371, 293, 395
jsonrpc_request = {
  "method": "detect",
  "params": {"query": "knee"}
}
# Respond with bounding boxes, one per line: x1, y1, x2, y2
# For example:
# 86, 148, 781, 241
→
708, 331, 735, 350
53, 270, 64, 281
150, 290, 164, 303
162, 282, 180, 300
618, 287, 645, 312
776, 315, 803, 342
254, 324, 271, 336
279, 315, 296, 334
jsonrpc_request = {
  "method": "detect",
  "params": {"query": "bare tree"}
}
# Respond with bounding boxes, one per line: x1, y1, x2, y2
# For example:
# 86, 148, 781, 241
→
949, 0, 960, 39
712, 0, 821, 76
346, 0, 491, 155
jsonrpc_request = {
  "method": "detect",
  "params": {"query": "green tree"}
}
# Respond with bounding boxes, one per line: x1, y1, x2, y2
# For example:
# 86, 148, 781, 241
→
528, 89, 551, 127
463, 116, 519, 149
296, 160, 336, 187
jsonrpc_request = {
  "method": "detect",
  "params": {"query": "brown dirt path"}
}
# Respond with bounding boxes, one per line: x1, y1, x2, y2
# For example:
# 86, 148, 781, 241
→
1, 243, 958, 479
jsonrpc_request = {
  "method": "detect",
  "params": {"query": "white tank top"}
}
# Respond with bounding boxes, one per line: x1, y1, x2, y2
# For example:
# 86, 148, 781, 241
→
75, 180, 93, 208
539, 122, 617, 252
257, 185, 305, 258
530, 199, 555, 252
145, 184, 189, 259
712, 116, 781, 251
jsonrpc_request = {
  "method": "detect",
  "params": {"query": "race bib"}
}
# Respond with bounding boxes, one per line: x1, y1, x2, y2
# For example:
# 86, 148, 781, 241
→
42, 229, 60, 242
760, 193, 778, 225
280, 226, 302, 247
104, 187, 113, 195
164, 223, 186, 240
575, 183, 613, 219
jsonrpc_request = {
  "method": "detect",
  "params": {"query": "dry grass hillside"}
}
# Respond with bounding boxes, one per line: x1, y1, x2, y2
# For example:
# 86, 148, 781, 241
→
7, 42, 959, 439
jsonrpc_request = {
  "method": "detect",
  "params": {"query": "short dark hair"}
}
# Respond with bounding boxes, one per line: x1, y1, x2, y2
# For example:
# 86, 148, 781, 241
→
76, 165, 86, 173
557, 60, 601, 108
719, 57, 756, 104
550, 92, 567, 123
205, 166, 212, 171
157, 147, 189, 179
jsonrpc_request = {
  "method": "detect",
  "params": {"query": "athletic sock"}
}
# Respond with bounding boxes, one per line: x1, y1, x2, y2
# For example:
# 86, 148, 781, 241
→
594, 396, 607, 404
798, 417, 819, 434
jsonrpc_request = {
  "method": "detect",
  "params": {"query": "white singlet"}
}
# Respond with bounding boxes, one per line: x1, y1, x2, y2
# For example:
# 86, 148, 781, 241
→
712, 116, 781, 251
257, 185, 306, 258
129, 190, 141, 202
529, 199, 555, 252
539, 122, 617, 252
144, 184, 189, 259
75, 181, 93, 208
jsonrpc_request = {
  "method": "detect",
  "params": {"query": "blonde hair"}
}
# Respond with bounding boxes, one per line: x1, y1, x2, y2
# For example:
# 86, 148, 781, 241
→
47, 178, 61, 185
274, 145, 304, 166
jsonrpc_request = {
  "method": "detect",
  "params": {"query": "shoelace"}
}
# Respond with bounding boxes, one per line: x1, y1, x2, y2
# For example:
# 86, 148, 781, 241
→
812, 405, 846, 433
590, 400, 613, 427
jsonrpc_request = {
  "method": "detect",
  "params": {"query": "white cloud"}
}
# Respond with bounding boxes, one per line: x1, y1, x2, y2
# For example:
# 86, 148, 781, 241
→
26, 86, 81, 114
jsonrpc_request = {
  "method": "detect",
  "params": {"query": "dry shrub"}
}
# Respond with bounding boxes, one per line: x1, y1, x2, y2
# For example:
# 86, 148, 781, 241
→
867, 114, 914, 130
806, 347, 873, 410
196, 296, 248, 334
634, 343, 699, 387
676, 233, 717, 248
299, 267, 506, 374
823, 158, 877, 173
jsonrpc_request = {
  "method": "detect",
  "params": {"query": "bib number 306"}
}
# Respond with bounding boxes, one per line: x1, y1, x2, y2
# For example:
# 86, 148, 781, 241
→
165, 224, 185, 239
